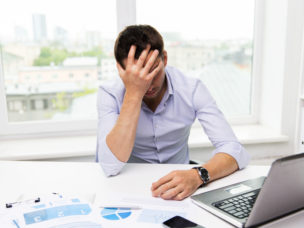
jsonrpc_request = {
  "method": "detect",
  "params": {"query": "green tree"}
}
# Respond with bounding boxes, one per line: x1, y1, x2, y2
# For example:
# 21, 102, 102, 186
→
33, 46, 104, 66
52, 92, 68, 111
34, 47, 68, 66
82, 46, 103, 66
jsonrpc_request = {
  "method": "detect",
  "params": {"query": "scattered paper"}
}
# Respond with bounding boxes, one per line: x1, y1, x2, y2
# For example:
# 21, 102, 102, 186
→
137, 209, 186, 224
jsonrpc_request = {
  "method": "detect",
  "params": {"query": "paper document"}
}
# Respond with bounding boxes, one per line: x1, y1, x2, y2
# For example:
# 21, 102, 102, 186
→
0, 194, 103, 228
1, 193, 191, 228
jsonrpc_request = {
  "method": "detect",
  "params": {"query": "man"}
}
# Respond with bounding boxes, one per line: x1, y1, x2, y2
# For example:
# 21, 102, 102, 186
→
96, 25, 250, 201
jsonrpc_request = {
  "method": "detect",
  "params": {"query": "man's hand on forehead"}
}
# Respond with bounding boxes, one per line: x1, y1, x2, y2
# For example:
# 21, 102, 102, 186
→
132, 45, 159, 68
142, 47, 160, 66
116, 44, 162, 98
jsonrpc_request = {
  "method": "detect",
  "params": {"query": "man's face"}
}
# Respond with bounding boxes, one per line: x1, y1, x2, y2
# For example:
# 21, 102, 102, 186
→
143, 50, 167, 100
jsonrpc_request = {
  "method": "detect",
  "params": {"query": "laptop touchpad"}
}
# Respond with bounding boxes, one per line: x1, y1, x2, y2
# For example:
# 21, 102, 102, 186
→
225, 184, 252, 195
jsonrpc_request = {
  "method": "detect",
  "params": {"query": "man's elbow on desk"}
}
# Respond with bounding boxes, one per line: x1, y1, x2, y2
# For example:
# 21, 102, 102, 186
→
99, 161, 125, 177
212, 142, 251, 170
97, 141, 127, 177
97, 151, 126, 177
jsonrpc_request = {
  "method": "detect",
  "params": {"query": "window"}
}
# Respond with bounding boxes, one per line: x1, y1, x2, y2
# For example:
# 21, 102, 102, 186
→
137, 0, 255, 119
0, 0, 258, 136
0, 0, 116, 125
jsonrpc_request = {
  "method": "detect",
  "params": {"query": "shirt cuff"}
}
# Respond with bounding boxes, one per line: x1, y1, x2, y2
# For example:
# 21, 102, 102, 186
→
97, 138, 126, 177
212, 142, 250, 169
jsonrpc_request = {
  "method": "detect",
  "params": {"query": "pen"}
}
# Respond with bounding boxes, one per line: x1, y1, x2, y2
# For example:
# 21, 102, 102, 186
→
99, 205, 141, 210
6, 197, 40, 208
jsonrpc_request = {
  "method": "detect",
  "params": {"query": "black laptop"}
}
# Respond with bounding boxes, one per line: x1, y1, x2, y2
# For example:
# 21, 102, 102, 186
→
191, 153, 304, 227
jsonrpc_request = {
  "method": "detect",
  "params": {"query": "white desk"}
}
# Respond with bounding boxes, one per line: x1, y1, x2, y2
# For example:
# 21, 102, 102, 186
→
0, 161, 303, 227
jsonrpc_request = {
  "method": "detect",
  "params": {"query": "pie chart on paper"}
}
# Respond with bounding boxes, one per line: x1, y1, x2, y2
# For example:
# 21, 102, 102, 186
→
101, 208, 132, 220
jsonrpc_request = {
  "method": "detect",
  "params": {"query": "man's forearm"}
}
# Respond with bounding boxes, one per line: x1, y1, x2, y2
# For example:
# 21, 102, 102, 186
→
106, 91, 142, 162
203, 153, 239, 182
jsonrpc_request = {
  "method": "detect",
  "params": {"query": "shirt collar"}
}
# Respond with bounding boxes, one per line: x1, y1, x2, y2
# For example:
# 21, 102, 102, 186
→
165, 67, 174, 96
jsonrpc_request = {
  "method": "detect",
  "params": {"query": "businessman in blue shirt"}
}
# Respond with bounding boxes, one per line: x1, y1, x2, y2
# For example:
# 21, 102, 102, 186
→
96, 25, 250, 200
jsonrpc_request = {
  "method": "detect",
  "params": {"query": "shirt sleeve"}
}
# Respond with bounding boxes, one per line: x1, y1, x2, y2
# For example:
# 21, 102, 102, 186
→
193, 81, 250, 169
96, 87, 126, 177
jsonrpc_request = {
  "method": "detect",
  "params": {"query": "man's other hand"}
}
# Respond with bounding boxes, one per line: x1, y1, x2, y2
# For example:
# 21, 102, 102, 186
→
151, 169, 203, 201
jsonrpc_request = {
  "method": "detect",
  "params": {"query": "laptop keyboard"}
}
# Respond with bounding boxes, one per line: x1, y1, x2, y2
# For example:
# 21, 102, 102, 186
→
212, 189, 260, 219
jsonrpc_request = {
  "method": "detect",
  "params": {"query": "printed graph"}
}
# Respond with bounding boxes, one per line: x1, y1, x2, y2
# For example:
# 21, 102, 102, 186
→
24, 204, 91, 225
101, 208, 132, 220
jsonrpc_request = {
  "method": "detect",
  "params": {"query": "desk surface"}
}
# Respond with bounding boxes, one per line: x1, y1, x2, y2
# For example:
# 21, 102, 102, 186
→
0, 161, 303, 227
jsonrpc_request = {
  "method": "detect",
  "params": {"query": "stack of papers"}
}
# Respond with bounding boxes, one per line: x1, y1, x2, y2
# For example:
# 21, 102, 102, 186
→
0, 193, 103, 228
0, 193, 190, 228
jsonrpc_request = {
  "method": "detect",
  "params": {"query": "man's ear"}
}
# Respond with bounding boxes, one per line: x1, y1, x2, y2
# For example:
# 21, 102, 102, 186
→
163, 50, 168, 66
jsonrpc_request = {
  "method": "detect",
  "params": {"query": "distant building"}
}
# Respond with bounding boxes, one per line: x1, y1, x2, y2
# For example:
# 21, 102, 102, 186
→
1, 51, 25, 86
100, 38, 115, 55
54, 26, 68, 44
3, 43, 40, 67
194, 63, 251, 116
166, 43, 214, 72
18, 65, 99, 86
14, 26, 28, 43
63, 57, 98, 67
86, 31, 101, 50
5, 82, 86, 122
100, 58, 117, 80
162, 32, 182, 42
52, 93, 97, 120
32, 14, 47, 43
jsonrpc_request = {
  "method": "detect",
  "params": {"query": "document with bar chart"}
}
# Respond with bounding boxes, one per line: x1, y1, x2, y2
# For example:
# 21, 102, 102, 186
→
0, 194, 103, 228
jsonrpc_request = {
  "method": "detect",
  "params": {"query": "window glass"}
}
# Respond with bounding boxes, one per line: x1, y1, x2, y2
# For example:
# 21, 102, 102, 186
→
0, 0, 117, 122
137, 0, 255, 117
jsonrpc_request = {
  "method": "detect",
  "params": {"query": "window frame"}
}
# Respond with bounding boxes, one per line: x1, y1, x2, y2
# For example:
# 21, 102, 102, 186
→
0, 0, 260, 138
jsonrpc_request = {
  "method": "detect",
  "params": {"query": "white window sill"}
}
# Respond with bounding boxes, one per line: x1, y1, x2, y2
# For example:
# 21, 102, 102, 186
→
0, 124, 288, 161
188, 124, 289, 148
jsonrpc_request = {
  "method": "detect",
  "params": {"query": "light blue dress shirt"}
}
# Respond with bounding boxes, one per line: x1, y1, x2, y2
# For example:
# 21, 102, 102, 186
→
96, 66, 250, 177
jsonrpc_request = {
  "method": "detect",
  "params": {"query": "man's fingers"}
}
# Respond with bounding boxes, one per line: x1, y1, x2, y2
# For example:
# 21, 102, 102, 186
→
143, 49, 154, 67
136, 45, 151, 68
142, 49, 159, 75
146, 61, 162, 81
127, 45, 136, 66
161, 187, 183, 200
172, 191, 188, 201
151, 173, 173, 191
152, 180, 177, 197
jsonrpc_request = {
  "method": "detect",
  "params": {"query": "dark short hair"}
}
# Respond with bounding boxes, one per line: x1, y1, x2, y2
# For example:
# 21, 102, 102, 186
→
114, 25, 164, 68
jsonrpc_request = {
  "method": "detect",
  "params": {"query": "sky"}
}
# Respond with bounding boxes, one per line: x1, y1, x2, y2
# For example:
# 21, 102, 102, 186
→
137, 0, 254, 40
0, 0, 117, 41
0, 0, 254, 42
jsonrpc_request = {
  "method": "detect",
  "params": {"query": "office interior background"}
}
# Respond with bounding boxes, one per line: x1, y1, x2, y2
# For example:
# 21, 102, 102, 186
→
0, 0, 304, 165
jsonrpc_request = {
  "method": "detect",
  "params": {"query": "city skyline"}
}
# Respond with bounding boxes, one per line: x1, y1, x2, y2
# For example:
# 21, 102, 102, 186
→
0, 0, 116, 42
0, 0, 254, 122
0, 0, 254, 43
